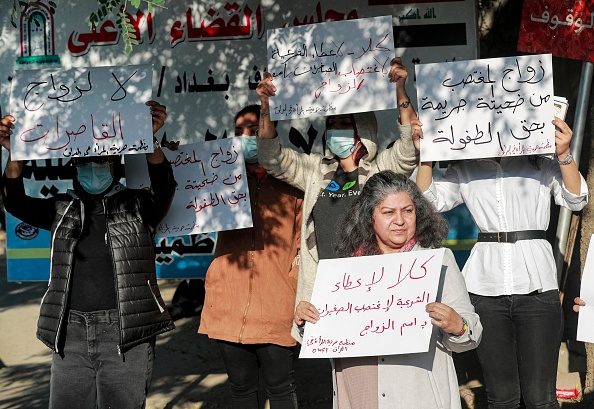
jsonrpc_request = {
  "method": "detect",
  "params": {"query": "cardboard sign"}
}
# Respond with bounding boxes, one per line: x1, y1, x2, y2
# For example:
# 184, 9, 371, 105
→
125, 137, 253, 238
301, 248, 445, 358
416, 54, 555, 161
10, 65, 153, 160
267, 16, 396, 120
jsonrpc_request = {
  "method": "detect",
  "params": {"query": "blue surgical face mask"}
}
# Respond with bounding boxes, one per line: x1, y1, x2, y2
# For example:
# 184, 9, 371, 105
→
326, 129, 359, 159
241, 135, 258, 163
76, 162, 113, 194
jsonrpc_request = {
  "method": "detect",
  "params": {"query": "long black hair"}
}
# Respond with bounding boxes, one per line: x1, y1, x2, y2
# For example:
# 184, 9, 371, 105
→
334, 170, 449, 257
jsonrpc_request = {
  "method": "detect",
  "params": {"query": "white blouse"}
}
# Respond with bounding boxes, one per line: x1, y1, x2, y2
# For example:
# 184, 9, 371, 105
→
423, 157, 588, 296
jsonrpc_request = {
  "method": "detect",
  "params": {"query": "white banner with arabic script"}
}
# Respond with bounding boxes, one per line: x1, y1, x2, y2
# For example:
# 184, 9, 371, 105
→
125, 137, 253, 238
300, 248, 445, 358
9, 64, 153, 161
267, 16, 397, 121
416, 54, 555, 161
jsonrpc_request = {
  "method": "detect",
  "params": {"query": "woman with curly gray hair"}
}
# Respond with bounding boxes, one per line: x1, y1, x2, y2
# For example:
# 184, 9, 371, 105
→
298, 170, 482, 409
334, 170, 449, 257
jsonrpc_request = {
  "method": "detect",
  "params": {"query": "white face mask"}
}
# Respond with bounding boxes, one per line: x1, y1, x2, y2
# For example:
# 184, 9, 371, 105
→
241, 134, 258, 163
326, 129, 359, 159
76, 162, 113, 194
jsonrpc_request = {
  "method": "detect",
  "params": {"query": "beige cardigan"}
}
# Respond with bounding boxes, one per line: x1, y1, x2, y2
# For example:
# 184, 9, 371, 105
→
330, 247, 482, 409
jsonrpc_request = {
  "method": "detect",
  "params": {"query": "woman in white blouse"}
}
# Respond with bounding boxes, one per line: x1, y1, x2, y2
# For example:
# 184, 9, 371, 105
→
415, 117, 587, 409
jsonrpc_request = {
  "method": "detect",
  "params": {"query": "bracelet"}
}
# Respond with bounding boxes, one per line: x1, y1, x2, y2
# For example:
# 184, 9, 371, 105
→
260, 111, 270, 117
398, 100, 411, 109
452, 318, 468, 337
555, 152, 573, 165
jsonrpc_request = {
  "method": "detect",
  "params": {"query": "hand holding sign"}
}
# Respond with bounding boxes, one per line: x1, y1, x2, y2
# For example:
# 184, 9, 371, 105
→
1, 115, 25, 180
0, 115, 16, 151
388, 57, 408, 86
553, 117, 573, 159
147, 100, 167, 135
574, 297, 586, 313
426, 301, 464, 335
294, 300, 320, 326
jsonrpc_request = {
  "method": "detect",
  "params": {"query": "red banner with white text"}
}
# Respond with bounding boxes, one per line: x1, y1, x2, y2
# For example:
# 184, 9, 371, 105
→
519, 0, 594, 62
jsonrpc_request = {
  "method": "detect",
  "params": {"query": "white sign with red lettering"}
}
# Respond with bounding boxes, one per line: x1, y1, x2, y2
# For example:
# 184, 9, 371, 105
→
9, 64, 153, 161
267, 16, 397, 120
300, 248, 445, 358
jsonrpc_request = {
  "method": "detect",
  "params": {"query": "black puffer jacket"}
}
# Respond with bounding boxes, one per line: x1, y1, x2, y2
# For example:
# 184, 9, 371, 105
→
2, 161, 176, 353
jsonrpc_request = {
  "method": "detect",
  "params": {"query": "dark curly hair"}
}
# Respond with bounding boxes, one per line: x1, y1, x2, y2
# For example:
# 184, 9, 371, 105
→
334, 170, 449, 257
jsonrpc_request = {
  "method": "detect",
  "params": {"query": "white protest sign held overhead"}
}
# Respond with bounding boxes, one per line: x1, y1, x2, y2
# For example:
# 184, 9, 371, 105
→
267, 16, 396, 121
125, 137, 252, 238
300, 248, 445, 358
9, 64, 153, 161
416, 54, 555, 161
577, 235, 594, 343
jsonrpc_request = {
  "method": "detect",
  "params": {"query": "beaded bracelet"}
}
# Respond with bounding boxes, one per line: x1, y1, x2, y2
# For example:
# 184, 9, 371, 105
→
452, 318, 468, 337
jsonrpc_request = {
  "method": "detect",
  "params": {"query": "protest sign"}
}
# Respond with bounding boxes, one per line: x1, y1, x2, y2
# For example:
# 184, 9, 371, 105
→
416, 54, 555, 161
267, 16, 396, 121
577, 235, 594, 343
300, 248, 445, 358
125, 137, 253, 238
9, 64, 153, 161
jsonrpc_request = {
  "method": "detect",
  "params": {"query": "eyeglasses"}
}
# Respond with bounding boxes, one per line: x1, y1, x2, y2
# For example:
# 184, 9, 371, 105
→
72, 156, 110, 167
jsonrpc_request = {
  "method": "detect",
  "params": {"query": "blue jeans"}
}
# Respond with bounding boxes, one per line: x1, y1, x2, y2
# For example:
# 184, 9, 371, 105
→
470, 291, 562, 409
217, 341, 298, 409
49, 309, 155, 409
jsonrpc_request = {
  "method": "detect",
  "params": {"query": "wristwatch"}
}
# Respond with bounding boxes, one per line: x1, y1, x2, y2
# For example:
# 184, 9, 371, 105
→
555, 152, 573, 165
153, 136, 161, 151
398, 100, 411, 109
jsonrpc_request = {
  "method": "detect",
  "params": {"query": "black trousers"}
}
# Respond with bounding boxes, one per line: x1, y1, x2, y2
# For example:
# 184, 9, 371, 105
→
217, 340, 298, 409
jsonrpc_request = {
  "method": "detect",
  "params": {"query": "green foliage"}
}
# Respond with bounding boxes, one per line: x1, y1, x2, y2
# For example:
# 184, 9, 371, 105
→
118, 11, 136, 55
88, 0, 120, 29
92, 0, 167, 54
